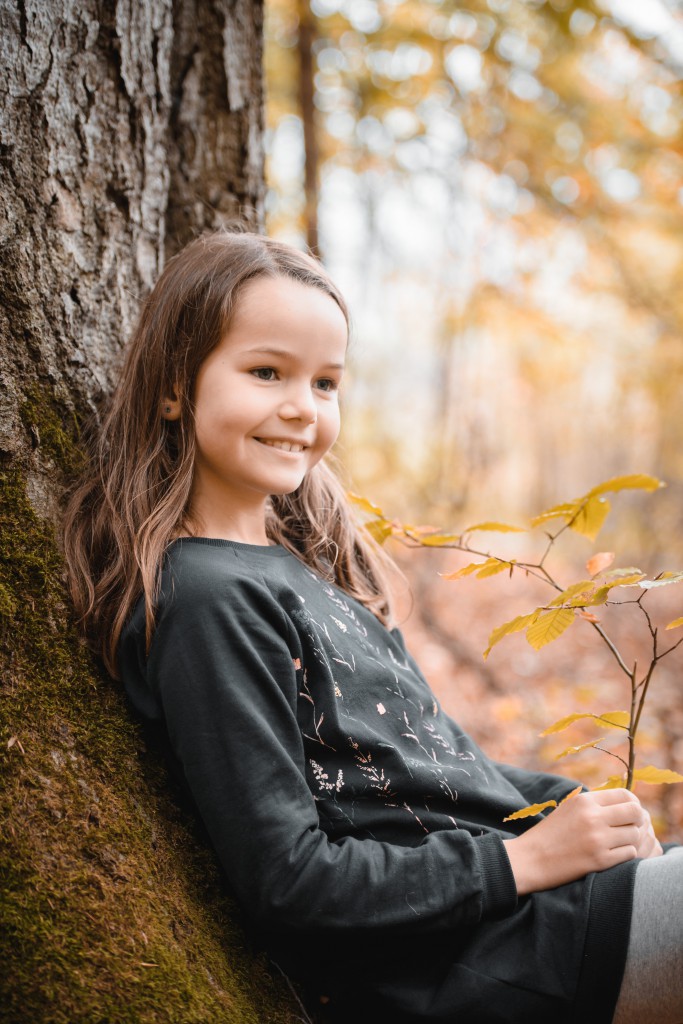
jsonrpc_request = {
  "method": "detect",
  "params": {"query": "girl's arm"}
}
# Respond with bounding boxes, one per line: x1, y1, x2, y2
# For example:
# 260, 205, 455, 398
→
133, 575, 519, 938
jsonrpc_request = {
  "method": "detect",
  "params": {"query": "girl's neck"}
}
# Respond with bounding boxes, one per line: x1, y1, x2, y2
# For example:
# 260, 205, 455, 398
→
182, 502, 271, 546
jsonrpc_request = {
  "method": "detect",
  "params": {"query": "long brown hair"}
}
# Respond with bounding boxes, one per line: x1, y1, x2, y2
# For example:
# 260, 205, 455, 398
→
63, 230, 394, 678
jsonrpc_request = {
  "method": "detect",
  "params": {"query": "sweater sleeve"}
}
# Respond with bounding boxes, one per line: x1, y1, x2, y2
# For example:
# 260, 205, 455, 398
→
493, 761, 586, 806
143, 573, 518, 938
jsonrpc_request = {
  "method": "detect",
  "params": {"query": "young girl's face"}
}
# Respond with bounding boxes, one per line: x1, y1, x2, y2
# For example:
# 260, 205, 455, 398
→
185, 274, 348, 541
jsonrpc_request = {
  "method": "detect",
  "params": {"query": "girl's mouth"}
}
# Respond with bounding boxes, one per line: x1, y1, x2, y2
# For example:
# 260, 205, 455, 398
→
255, 438, 307, 453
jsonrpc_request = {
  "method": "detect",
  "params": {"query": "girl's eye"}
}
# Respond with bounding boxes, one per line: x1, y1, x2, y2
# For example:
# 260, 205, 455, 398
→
315, 377, 338, 393
251, 367, 277, 381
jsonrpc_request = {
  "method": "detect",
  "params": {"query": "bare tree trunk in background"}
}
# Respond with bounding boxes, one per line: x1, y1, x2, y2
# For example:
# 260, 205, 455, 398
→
0, 2, 306, 1019
297, 0, 319, 254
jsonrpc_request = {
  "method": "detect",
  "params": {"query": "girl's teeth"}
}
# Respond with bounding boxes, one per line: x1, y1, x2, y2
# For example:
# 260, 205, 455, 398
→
261, 440, 304, 452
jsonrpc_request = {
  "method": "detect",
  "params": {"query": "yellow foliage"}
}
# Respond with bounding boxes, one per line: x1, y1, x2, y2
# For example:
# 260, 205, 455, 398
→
540, 711, 630, 735
632, 766, 683, 785
526, 608, 575, 650
503, 800, 557, 822
463, 522, 526, 534
665, 616, 683, 630
555, 738, 607, 761
586, 474, 663, 498
572, 495, 610, 541
593, 775, 628, 791
483, 611, 540, 660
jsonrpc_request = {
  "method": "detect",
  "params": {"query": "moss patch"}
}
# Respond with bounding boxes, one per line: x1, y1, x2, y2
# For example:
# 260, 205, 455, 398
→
0, 464, 307, 1022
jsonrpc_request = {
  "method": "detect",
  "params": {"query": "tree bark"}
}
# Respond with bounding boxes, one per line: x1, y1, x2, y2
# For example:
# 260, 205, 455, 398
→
0, 2, 308, 1020
296, 0, 319, 255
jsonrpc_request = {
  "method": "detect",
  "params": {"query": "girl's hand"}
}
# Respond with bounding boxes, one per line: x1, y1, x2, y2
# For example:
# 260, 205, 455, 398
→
633, 805, 663, 860
502, 789, 653, 895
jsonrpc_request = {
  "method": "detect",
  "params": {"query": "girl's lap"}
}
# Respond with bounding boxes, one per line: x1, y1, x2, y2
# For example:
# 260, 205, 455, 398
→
612, 846, 683, 1024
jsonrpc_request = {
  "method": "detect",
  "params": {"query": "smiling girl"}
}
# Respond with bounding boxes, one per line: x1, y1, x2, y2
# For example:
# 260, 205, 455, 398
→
64, 230, 681, 1024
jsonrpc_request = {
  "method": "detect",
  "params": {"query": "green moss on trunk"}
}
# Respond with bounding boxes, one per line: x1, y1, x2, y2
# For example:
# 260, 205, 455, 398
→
0, 396, 308, 1022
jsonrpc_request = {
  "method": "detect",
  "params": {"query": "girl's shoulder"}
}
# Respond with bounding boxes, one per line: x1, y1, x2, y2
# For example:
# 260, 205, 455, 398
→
159, 536, 295, 607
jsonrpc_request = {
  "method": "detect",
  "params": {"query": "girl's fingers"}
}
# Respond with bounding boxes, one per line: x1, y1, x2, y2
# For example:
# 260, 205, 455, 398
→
607, 824, 642, 850
602, 801, 647, 828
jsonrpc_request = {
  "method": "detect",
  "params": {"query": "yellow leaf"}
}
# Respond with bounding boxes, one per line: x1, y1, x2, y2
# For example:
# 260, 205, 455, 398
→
603, 574, 646, 589
440, 561, 488, 581
442, 558, 515, 580
549, 580, 596, 607
483, 611, 541, 660
665, 616, 683, 630
531, 502, 578, 529
416, 533, 462, 547
601, 566, 644, 579
560, 786, 584, 803
503, 800, 557, 822
555, 738, 607, 760
586, 474, 664, 498
526, 608, 575, 650
463, 521, 526, 534
638, 571, 683, 590
632, 766, 683, 785
571, 495, 610, 541
476, 558, 514, 578
592, 775, 627, 790
348, 492, 385, 518
586, 552, 615, 575
579, 610, 601, 623
540, 711, 630, 736
365, 520, 393, 545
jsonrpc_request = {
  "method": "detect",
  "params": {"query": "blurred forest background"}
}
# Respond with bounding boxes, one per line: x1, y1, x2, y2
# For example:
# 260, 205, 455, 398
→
263, 0, 683, 839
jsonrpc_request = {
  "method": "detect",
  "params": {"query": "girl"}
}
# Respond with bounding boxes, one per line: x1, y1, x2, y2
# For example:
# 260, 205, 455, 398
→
64, 230, 681, 1024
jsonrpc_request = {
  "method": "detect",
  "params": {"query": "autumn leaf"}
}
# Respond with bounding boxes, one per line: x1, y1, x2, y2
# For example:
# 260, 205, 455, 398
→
441, 558, 514, 580
463, 521, 526, 534
632, 766, 683, 785
638, 571, 683, 590
586, 552, 615, 575
530, 501, 578, 529
348, 492, 386, 518
559, 785, 584, 804
572, 495, 610, 541
483, 611, 541, 660
416, 532, 462, 547
548, 580, 596, 607
665, 616, 683, 630
586, 474, 664, 498
555, 738, 607, 761
593, 775, 627, 791
365, 519, 393, 544
526, 608, 575, 650
503, 800, 557, 822
540, 711, 630, 736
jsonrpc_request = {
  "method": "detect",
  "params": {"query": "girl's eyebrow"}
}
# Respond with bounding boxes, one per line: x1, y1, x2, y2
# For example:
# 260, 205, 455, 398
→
243, 346, 345, 370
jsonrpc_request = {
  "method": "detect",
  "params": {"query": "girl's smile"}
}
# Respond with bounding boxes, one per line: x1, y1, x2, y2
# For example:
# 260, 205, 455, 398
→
181, 274, 348, 544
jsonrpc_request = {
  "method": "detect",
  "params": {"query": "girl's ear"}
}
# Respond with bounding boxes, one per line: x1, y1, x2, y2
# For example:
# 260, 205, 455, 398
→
161, 390, 182, 421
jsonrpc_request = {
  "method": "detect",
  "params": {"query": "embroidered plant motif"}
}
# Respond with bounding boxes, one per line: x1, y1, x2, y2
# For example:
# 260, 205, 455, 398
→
300, 670, 337, 751
310, 759, 344, 793
349, 738, 396, 800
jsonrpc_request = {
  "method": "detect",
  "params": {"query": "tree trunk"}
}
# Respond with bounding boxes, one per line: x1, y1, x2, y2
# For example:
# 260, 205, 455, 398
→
296, 0, 319, 255
0, 2, 307, 1020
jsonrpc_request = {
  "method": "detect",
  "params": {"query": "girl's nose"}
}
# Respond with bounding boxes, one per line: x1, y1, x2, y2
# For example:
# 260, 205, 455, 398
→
279, 384, 317, 424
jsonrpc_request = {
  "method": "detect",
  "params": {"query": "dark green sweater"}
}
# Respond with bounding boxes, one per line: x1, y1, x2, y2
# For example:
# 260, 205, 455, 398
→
119, 538, 636, 1023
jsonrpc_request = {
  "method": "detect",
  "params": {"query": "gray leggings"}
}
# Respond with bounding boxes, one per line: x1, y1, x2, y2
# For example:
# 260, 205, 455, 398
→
612, 846, 683, 1024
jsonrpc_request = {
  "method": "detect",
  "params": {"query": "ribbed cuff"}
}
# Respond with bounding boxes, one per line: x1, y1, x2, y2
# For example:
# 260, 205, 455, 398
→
474, 831, 518, 919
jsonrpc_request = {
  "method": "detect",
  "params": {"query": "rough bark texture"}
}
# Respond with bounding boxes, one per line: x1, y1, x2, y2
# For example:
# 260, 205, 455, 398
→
0, 2, 309, 1020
